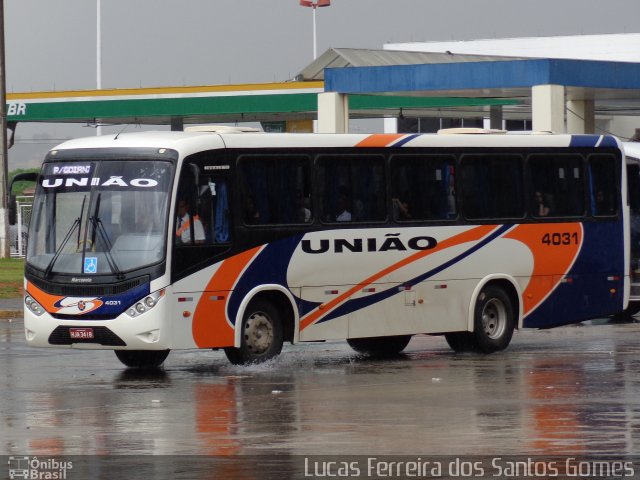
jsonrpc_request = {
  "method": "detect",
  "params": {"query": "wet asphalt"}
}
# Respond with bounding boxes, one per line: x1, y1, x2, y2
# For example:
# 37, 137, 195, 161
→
1, 311, 640, 478
0, 297, 23, 317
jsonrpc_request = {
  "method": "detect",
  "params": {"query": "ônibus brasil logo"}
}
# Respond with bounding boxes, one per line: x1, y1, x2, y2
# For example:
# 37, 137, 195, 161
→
8, 456, 73, 479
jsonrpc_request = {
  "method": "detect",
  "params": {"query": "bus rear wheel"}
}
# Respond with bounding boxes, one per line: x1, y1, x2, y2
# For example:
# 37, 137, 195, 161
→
115, 349, 170, 369
622, 302, 640, 317
224, 299, 283, 365
472, 285, 515, 353
444, 332, 477, 352
347, 335, 412, 357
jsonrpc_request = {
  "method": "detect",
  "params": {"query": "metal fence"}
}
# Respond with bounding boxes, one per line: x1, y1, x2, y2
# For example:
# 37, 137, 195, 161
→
10, 196, 33, 258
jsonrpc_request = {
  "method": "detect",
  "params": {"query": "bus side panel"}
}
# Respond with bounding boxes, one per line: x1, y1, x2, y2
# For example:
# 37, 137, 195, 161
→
185, 247, 263, 349
523, 220, 625, 328
347, 279, 473, 338
556, 220, 625, 323
293, 225, 503, 340
180, 217, 624, 348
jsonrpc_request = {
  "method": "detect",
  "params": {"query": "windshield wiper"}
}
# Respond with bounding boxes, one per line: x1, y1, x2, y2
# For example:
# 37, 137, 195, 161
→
89, 217, 123, 279
88, 193, 124, 280
44, 218, 80, 279
44, 195, 87, 279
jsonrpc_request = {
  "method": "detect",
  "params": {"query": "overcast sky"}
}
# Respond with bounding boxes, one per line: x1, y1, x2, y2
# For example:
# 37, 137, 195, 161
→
6, 0, 640, 169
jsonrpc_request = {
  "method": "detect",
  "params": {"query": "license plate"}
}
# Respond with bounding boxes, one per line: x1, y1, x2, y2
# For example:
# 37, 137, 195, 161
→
69, 327, 94, 339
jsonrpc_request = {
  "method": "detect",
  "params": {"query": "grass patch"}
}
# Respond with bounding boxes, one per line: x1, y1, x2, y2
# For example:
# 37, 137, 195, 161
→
0, 258, 24, 298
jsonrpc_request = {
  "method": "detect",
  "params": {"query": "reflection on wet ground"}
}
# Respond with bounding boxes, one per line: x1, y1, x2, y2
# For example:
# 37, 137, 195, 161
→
1, 316, 640, 457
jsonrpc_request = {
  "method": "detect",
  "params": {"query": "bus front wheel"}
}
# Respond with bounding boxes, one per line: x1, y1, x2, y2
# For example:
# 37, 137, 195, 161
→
224, 299, 284, 365
347, 335, 412, 357
472, 285, 515, 353
115, 349, 170, 369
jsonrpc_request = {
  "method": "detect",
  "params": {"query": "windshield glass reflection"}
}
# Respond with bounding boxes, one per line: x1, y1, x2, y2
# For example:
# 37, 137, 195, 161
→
27, 160, 173, 275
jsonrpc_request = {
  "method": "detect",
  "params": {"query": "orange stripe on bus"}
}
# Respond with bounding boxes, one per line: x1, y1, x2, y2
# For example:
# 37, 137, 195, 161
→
26, 281, 64, 312
192, 246, 262, 348
300, 224, 498, 331
504, 223, 582, 316
355, 134, 406, 148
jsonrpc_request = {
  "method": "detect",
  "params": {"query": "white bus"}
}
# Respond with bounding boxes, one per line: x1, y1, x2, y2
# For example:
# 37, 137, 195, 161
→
623, 141, 640, 314
20, 128, 631, 368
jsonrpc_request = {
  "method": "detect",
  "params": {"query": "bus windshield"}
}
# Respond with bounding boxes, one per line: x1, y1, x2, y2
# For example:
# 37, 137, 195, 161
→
27, 159, 174, 276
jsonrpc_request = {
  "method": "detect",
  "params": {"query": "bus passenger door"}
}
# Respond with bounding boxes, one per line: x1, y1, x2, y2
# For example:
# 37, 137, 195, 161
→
172, 162, 232, 282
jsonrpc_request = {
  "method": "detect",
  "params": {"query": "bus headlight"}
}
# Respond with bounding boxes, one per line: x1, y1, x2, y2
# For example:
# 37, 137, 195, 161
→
144, 296, 156, 308
25, 295, 45, 316
126, 289, 165, 318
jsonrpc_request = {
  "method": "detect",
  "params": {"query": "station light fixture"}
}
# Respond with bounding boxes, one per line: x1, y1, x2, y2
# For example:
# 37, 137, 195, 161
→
299, 0, 331, 60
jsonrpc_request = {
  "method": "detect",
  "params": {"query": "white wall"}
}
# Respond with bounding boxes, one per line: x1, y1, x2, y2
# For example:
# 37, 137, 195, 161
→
385, 33, 640, 62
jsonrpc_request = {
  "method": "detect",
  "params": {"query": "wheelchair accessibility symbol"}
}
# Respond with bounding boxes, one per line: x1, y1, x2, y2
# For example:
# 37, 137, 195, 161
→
84, 257, 98, 274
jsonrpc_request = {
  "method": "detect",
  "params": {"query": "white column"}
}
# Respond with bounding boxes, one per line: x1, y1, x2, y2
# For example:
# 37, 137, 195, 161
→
566, 99, 595, 134
532, 84, 565, 133
312, 7, 317, 60
317, 92, 349, 133
383, 117, 398, 134
0, 210, 8, 258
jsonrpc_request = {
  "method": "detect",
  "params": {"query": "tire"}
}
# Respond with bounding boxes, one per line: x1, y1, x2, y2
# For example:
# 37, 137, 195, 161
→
623, 302, 640, 317
347, 335, 412, 357
115, 349, 170, 368
224, 299, 284, 365
472, 285, 515, 353
444, 331, 477, 352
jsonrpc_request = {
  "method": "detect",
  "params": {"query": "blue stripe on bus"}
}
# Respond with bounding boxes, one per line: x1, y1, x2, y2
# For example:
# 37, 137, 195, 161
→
569, 135, 600, 148
393, 134, 421, 147
569, 135, 617, 148
597, 136, 618, 148
82, 281, 151, 317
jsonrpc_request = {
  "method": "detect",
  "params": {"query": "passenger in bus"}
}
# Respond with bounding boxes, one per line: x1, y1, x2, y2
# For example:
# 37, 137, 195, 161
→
176, 199, 205, 245
295, 190, 311, 223
336, 193, 352, 222
534, 191, 550, 217
595, 190, 614, 215
392, 197, 412, 220
243, 195, 261, 224
447, 174, 456, 217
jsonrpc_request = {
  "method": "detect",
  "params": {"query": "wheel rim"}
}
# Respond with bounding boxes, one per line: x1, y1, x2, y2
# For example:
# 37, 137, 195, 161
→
244, 312, 274, 354
481, 298, 507, 339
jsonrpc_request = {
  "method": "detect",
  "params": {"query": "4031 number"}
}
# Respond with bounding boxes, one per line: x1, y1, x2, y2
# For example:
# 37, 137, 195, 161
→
542, 232, 579, 245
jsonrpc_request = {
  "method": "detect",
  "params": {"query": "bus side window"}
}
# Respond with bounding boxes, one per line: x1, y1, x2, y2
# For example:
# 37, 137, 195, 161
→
200, 178, 230, 243
460, 154, 524, 220
239, 155, 312, 225
589, 154, 618, 217
390, 154, 456, 221
319, 154, 385, 223
528, 154, 585, 217
176, 153, 231, 246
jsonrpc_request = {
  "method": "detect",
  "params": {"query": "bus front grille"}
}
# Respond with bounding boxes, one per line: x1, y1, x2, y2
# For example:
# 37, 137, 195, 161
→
29, 275, 148, 297
48, 326, 126, 346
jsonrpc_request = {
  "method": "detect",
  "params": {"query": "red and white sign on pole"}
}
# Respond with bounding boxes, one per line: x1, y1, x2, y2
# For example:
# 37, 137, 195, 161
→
299, 0, 331, 59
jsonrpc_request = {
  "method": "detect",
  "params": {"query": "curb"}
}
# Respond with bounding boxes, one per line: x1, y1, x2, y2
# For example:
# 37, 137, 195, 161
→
0, 310, 23, 319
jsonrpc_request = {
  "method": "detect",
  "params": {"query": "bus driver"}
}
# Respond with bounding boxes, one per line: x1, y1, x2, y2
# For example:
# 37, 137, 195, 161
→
176, 199, 205, 245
